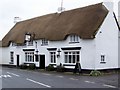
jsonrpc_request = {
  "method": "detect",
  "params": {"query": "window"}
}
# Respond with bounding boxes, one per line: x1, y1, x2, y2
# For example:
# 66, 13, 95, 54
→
50, 52, 56, 63
12, 42, 17, 46
28, 41, 33, 46
10, 52, 14, 64
64, 51, 79, 63
70, 35, 79, 43
25, 52, 34, 62
100, 55, 106, 63
41, 39, 48, 46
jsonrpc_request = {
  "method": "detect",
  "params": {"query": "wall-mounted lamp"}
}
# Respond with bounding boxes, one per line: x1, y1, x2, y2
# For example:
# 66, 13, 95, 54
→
57, 49, 61, 58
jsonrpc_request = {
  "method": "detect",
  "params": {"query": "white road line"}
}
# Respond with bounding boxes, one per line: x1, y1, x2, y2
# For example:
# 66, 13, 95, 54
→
1, 75, 12, 78
103, 84, 117, 88
85, 81, 95, 84
26, 78, 51, 88
56, 76, 64, 78
7, 72, 20, 77
70, 78, 78, 80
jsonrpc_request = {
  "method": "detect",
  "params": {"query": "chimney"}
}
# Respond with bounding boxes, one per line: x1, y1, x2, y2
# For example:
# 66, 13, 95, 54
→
14, 17, 21, 23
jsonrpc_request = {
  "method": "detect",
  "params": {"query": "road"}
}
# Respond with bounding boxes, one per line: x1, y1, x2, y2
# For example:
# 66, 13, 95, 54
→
0, 67, 119, 88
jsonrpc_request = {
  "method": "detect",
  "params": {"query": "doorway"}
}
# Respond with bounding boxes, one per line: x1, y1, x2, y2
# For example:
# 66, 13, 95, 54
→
16, 55, 19, 67
40, 55, 45, 69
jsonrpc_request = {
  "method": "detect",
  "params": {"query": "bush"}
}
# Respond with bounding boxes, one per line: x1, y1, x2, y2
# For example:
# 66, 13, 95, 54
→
20, 64, 27, 69
46, 64, 55, 71
56, 65, 65, 72
28, 64, 36, 70
90, 70, 101, 76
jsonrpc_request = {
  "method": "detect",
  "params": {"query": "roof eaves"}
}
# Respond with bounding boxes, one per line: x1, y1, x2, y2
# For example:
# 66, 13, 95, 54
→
113, 12, 120, 31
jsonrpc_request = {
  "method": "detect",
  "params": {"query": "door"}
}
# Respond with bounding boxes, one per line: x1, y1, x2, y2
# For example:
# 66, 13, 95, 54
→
16, 55, 19, 67
40, 55, 45, 69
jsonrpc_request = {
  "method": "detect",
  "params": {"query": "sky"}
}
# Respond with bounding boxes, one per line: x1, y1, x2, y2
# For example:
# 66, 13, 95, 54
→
0, 0, 119, 40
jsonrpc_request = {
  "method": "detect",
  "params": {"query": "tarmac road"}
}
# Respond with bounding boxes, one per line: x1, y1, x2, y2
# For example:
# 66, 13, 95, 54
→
1, 67, 119, 89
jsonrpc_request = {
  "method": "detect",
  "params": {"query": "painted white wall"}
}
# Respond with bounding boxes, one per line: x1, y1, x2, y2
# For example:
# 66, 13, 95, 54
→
95, 2, 119, 70
1, 36, 96, 70
30, 36, 96, 69
118, 31, 120, 68
2, 47, 10, 64
0, 47, 2, 64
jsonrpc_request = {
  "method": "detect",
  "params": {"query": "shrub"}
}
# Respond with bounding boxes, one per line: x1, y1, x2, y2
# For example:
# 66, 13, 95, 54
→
20, 64, 27, 69
90, 70, 101, 76
56, 65, 65, 72
46, 64, 55, 71
28, 63, 36, 70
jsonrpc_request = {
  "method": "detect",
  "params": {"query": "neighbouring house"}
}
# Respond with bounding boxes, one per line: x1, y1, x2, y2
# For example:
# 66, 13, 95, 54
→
1, 2, 120, 70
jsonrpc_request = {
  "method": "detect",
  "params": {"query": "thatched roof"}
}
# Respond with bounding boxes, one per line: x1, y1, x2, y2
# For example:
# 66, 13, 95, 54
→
2, 3, 108, 47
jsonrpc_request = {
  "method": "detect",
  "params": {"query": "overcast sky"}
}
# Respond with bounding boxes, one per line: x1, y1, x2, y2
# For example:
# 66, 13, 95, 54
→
0, 0, 119, 40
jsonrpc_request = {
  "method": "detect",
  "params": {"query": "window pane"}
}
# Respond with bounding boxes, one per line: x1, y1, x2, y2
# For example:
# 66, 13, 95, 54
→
51, 55, 53, 63
77, 55, 79, 62
65, 55, 68, 63
73, 55, 76, 63
77, 52, 79, 54
69, 55, 71, 63
64, 52, 68, 54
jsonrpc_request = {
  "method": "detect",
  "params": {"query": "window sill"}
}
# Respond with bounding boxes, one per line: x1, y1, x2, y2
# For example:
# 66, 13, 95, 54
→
9, 62, 14, 64
41, 44, 48, 46
69, 42, 79, 44
27, 44, 33, 46
100, 62, 106, 64
49, 63, 56, 65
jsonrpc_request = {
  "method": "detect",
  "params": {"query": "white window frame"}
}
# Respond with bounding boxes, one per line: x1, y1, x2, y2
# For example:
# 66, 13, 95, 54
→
41, 39, 48, 46
25, 52, 34, 62
12, 42, 17, 46
28, 41, 33, 46
64, 50, 80, 64
100, 55, 106, 63
70, 35, 79, 43
10, 52, 14, 64
50, 51, 56, 64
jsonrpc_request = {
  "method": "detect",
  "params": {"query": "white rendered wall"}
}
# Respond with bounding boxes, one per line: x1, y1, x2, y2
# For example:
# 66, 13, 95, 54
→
2, 47, 10, 64
95, 2, 119, 70
118, 31, 120, 68
35, 37, 96, 70
0, 48, 1, 64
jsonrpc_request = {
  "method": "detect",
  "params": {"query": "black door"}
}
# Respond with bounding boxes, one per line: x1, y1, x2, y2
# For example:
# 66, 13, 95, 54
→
40, 55, 45, 69
35, 55, 39, 62
16, 55, 19, 67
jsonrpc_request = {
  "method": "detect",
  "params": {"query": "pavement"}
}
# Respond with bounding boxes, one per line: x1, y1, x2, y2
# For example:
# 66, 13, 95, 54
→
1, 66, 119, 89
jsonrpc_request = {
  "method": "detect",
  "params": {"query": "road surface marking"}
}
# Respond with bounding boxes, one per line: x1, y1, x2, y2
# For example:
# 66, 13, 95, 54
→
0, 75, 12, 78
7, 72, 20, 77
42, 73, 51, 76
56, 76, 64, 78
26, 78, 51, 88
85, 81, 95, 84
103, 84, 117, 88
70, 78, 78, 80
